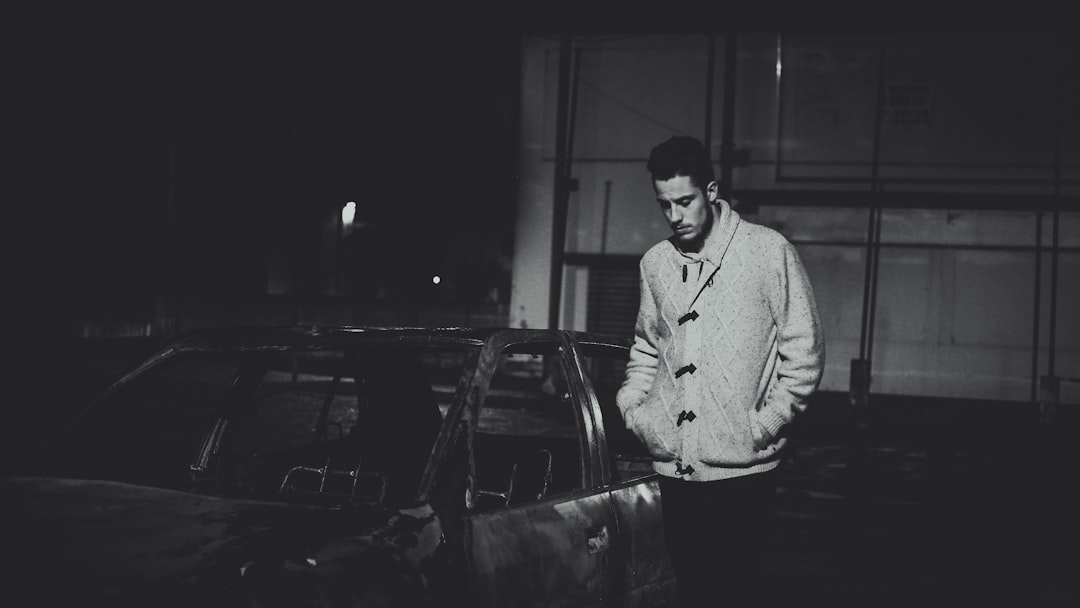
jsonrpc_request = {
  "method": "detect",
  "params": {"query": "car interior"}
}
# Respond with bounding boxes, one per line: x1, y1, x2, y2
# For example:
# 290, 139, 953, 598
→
45, 340, 641, 510
190, 348, 449, 506
471, 347, 584, 511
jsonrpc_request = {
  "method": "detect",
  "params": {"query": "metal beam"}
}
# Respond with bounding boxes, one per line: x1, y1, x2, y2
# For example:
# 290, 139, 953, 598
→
730, 189, 1080, 211
548, 35, 574, 330
720, 33, 738, 200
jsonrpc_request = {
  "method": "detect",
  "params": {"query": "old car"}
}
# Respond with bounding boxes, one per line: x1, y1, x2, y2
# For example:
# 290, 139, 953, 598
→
4, 326, 675, 607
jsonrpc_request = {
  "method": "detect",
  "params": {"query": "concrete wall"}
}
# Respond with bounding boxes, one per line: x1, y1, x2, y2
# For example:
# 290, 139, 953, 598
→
511, 32, 1079, 402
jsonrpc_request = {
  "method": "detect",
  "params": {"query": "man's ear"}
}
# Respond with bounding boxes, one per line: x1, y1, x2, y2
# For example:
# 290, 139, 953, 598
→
706, 181, 720, 203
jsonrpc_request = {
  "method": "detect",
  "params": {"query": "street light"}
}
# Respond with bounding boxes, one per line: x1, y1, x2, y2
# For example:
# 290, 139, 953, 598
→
336, 201, 357, 294
342, 201, 356, 227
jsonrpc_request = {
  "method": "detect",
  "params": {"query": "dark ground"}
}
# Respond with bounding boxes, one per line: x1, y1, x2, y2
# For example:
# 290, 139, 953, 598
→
2, 338, 1077, 607
772, 392, 1079, 608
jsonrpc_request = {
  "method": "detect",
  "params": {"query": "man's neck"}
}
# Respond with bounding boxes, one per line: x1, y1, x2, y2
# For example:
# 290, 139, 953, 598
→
679, 237, 706, 255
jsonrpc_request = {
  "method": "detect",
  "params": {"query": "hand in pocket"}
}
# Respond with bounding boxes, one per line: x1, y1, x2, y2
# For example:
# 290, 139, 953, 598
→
749, 412, 774, 451
632, 406, 678, 462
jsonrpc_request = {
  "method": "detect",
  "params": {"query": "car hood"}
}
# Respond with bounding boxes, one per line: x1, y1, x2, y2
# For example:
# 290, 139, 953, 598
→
3, 476, 443, 607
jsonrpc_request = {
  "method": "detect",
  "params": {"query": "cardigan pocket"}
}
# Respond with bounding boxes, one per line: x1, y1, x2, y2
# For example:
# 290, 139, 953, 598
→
748, 407, 783, 463
749, 407, 771, 451
629, 402, 679, 463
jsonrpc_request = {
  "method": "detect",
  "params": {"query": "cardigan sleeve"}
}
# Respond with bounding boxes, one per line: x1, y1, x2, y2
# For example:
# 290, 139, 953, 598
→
616, 258, 660, 430
758, 240, 825, 439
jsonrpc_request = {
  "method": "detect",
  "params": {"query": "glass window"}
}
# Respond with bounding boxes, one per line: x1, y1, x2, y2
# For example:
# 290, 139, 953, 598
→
45, 343, 476, 506
229, 350, 352, 458
227, 345, 469, 505
44, 352, 241, 491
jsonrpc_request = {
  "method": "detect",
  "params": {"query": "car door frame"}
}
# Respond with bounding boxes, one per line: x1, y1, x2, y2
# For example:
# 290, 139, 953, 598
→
459, 329, 620, 608
566, 332, 678, 607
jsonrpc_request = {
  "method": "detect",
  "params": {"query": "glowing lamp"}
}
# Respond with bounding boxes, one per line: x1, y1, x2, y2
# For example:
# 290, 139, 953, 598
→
342, 201, 356, 226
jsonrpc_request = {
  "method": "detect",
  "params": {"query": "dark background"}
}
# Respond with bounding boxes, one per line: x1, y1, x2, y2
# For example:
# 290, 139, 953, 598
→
5, 0, 1074, 340
4, 3, 527, 338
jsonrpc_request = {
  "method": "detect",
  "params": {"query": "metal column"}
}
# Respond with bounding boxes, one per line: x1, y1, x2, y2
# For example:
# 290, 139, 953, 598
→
548, 35, 577, 329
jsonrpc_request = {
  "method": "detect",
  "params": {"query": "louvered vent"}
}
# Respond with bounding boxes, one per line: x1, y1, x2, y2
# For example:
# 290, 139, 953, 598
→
586, 266, 640, 338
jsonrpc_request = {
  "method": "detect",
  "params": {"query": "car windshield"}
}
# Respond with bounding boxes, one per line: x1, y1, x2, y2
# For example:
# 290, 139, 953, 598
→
42, 342, 477, 506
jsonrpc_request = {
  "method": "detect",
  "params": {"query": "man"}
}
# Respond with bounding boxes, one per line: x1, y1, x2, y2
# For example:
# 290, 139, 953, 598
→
616, 135, 824, 607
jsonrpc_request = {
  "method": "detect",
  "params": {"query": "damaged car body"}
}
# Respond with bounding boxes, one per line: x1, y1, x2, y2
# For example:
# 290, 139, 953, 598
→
5, 327, 675, 607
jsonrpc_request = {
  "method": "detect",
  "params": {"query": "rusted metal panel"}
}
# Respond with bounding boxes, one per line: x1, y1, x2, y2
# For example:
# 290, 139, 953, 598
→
466, 491, 616, 607
609, 476, 677, 603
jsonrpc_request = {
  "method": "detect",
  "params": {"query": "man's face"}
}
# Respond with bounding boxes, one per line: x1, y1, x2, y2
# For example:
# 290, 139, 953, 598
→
653, 174, 719, 252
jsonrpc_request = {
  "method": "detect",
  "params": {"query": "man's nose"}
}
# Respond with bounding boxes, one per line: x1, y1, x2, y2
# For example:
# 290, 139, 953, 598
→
667, 208, 682, 225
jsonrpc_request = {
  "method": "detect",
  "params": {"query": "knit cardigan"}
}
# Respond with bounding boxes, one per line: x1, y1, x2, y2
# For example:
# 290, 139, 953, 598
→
616, 201, 824, 481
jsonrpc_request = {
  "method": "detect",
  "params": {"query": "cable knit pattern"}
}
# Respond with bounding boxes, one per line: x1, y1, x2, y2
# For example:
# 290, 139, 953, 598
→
616, 201, 824, 481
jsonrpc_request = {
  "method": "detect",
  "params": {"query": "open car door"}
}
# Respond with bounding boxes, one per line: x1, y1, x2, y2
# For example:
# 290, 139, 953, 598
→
465, 337, 618, 607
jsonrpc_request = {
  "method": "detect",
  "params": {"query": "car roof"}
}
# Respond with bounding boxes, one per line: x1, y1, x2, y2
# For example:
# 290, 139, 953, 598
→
161, 325, 631, 353
25, 326, 631, 471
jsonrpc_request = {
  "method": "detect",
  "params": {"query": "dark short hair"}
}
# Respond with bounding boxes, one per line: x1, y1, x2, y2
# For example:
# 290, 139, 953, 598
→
646, 135, 714, 188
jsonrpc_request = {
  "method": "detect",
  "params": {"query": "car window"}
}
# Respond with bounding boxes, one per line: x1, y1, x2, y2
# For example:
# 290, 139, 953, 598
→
44, 344, 475, 505
229, 350, 353, 457
472, 343, 584, 510
224, 345, 469, 505
43, 352, 241, 491
578, 343, 653, 482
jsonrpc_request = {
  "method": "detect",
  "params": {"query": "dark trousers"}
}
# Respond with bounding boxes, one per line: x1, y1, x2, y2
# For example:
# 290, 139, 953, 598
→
659, 471, 778, 608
